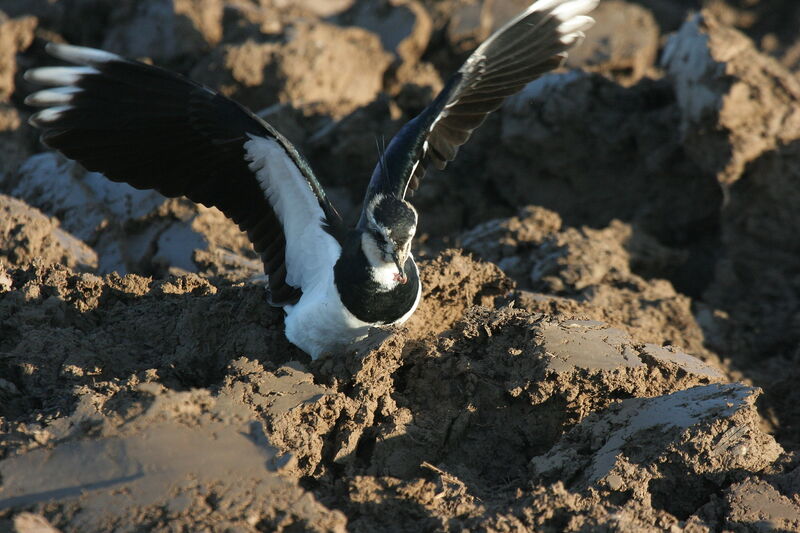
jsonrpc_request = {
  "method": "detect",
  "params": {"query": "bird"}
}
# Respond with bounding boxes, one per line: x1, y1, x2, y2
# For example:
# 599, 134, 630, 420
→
24, 0, 597, 358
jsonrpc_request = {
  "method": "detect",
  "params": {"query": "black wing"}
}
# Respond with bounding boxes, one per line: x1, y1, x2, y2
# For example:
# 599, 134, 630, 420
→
362, 0, 597, 204
25, 43, 344, 305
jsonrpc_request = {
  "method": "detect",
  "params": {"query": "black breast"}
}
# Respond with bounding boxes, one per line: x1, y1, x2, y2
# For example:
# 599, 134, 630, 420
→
333, 232, 420, 324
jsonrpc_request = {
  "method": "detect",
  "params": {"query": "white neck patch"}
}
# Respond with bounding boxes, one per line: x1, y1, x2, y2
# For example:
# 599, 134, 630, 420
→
361, 232, 400, 291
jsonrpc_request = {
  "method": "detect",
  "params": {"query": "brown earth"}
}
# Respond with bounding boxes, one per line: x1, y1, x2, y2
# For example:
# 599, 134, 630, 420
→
2, 1, 800, 532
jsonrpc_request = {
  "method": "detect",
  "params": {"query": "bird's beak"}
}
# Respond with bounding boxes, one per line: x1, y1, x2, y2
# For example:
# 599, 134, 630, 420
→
392, 250, 408, 284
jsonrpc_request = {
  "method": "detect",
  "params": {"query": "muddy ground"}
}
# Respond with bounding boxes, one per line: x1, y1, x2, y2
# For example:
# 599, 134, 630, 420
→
2, 0, 800, 531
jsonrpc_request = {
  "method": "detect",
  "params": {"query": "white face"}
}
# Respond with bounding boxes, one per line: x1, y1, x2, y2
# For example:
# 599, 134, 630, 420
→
361, 232, 408, 289
361, 230, 392, 268
364, 193, 417, 264
361, 224, 414, 266
361, 195, 417, 287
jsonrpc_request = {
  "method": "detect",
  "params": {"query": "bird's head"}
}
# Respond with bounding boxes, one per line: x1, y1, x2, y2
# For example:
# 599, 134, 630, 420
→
362, 194, 417, 284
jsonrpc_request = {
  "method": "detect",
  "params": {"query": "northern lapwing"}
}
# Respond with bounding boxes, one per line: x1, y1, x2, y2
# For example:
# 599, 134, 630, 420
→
24, 0, 597, 358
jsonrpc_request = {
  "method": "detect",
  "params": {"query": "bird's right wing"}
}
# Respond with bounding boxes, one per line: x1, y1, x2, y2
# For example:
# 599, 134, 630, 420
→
25, 43, 344, 305
363, 0, 597, 204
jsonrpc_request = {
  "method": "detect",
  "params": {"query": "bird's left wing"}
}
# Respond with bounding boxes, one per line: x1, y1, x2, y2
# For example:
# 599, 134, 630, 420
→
25, 43, 344, 305
363, 0, 597, 202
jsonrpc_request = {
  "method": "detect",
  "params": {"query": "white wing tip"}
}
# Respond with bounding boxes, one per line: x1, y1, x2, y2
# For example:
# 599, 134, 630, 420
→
558, 15, 595, 35
537, 0, 599, 21
29, 106, 72, 127
24, 86, 82, 107
45, 42, 121, 65
560, 31, 586, 47
24, 66, 100, 86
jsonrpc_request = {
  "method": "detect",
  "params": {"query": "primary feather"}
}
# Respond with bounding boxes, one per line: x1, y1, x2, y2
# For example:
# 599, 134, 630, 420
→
359, 0, 598, 213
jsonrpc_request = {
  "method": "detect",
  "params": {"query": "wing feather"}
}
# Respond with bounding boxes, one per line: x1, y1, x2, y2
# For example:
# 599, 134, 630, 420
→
26, 43, 343, 304
360, 0, 597, 208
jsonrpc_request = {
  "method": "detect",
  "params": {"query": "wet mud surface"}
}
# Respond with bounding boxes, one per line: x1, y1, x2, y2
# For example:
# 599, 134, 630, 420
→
2, 1, 800, 531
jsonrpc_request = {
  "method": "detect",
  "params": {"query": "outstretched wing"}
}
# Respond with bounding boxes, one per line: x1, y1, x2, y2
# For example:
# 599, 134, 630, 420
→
362, 0, 597, 205
25, 43, 344, 305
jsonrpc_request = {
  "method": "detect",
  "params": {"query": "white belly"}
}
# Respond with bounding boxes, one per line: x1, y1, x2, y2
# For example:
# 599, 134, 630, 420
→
283, 266, 421, 359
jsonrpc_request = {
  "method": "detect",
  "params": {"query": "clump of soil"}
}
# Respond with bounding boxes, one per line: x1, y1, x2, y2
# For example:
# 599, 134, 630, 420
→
461, 206, 717, 363
0, 255, 787, 532
0, 194, 96, 271
2, 1, 800, 532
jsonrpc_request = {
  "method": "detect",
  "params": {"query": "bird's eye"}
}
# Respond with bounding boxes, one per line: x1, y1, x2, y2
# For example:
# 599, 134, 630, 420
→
371, 231, 387, 247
